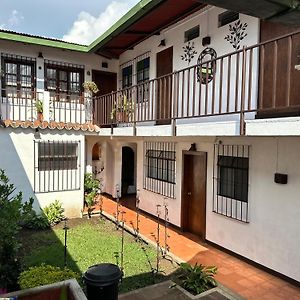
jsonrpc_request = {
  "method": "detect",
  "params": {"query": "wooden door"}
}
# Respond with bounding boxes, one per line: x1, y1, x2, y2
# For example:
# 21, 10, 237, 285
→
258, 21, 300, 118
156, 47, 173, 124
181, 152, 207, 239
92, 70, 117, 96
92, 70, 117, 126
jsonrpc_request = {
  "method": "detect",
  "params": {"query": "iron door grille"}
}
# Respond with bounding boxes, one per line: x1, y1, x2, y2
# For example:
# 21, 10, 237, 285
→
34, 140, 81, 193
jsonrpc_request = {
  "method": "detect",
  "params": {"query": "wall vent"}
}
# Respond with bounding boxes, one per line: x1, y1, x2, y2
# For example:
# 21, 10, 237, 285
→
184, 25, 200, 42
218, 11, 239, 27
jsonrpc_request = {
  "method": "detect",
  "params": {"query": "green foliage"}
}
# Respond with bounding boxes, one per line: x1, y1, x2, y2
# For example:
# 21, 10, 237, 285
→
84, 174, 101, 217
110, 95, 134, 120
21, 198, 50, 230
84, 173, 100, 194
178, 263, 217, 295
35, 99, 43, 113
43, 200, 65, 226
18, 264, 80, 289
0, 169, 23, 290
20, 219, 168, 293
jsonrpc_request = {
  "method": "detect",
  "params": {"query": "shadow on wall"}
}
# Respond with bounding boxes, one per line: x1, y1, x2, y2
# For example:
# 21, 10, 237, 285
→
0, 129, 41, 211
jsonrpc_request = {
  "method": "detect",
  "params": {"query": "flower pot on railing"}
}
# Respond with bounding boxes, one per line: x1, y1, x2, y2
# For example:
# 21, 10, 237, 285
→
110, 95, 134, 124
116, 111, 129, 123
37, 112, 44, 122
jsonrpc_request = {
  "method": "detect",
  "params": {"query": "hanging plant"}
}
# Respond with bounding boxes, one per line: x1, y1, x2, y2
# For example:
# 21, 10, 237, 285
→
83, 81, 99, 95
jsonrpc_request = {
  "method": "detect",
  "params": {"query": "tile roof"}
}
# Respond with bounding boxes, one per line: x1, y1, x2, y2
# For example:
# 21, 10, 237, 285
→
3, 120, 100, 133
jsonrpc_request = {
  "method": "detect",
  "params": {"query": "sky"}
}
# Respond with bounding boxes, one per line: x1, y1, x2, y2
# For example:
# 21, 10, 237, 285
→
0, 0, 140, 45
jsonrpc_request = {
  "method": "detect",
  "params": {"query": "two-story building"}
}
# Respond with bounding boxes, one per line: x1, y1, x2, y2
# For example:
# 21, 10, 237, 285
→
1, 0, 300, 286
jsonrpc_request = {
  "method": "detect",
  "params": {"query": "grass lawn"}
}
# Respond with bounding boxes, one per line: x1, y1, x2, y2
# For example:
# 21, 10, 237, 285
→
18, 217, 177, 293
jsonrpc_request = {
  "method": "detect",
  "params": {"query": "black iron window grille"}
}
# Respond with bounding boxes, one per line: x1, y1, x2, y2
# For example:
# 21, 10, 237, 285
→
213, 144, 250, 222
143, 141, 176, 198
34, 140, 81, 193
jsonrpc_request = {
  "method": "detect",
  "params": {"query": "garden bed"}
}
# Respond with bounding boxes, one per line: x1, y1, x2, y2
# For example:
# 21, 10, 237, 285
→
18, 217, 177, 293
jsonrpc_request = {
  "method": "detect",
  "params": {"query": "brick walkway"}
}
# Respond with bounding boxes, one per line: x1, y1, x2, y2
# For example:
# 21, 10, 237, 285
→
89, 196, 300, 300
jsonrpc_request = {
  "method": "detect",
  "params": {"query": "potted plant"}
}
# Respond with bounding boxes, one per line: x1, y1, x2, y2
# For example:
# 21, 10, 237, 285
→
176, 263, 218, 296
84, 173, 101, 218
110, 94, 134, 123
35, 99, 43, 121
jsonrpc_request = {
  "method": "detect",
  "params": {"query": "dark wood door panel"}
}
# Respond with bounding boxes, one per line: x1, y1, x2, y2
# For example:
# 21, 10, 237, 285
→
258, 21, 300, 117
156, 47, 173, 124
181, 152, 207, 239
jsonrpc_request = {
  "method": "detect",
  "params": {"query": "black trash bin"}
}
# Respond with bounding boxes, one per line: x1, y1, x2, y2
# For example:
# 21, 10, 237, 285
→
83, 263, 123, 300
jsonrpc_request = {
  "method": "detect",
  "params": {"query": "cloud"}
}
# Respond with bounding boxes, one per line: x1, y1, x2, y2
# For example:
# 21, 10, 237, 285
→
8, 10, 24, 26
63, 1, 136, 45
0, 9, 24, 30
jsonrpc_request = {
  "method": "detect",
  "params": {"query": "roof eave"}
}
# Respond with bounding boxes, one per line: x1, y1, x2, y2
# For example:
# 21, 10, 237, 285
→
0, 31, 88, 52
87, 0, 164, 53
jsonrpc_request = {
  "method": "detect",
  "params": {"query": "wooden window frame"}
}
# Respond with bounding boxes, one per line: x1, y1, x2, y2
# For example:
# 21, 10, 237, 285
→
122, 65, 133, 89
1, 56, 35, 97
44, 63, 84, 98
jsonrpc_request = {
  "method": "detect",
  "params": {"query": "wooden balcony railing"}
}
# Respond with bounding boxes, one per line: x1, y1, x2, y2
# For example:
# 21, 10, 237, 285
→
0, 90, 90, 124
93, 29, 300, 134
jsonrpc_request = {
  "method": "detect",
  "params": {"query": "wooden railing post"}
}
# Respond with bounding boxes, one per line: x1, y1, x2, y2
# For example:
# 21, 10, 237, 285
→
240, 46, 247, 135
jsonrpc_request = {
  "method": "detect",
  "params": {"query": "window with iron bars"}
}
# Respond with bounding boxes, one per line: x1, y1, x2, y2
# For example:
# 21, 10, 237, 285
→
1, 53, 36, 99
136, 57, 150, 103
213, 144, 250, 223
143, 141, 176, 199
34, 140, 81, 193
44, 60, 84, 102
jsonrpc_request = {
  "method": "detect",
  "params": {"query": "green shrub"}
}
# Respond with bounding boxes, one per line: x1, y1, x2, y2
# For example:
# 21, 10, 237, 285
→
84, 173, 100, 194
178, 263, 217, 295
18, 264, 80, 289
43, 200, 65, 225
21, 198, 50, 230
0, 169, 24, 290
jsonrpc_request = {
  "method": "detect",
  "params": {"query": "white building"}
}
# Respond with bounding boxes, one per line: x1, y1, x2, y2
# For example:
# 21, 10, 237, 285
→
1, 0, 300, 286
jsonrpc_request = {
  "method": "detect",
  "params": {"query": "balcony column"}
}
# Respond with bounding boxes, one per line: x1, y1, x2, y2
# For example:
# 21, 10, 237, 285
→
84, 92, 93, 123
43, 91, 50, 122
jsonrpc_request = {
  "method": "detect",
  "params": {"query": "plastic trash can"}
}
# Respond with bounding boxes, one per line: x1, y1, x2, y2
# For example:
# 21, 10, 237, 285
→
83, 263, 122, 300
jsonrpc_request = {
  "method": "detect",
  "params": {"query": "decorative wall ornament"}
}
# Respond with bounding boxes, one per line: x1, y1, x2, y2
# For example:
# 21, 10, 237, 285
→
197, 47, 217, 84
224, 20, 248, 50
181, 41, 197, 64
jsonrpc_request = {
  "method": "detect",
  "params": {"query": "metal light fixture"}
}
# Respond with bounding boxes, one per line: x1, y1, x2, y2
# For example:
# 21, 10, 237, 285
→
38, 52, 43, 58
158, 39, 166, 47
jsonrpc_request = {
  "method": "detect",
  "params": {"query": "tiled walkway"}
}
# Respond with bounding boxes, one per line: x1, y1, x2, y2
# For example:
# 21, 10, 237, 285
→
90, 195, 300, 300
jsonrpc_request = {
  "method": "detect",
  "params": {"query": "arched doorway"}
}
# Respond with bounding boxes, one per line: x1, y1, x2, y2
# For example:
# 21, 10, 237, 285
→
121, 146, 135, 196
92, 143, 103, 179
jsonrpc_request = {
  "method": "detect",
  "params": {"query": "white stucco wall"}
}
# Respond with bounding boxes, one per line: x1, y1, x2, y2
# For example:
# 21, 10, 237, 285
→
0, 127, 85, 217
97, 134, 300, 282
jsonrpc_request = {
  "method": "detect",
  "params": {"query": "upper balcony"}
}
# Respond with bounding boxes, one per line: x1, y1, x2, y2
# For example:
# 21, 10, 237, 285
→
0, 90, 91, 126
93, 29, 300, 136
